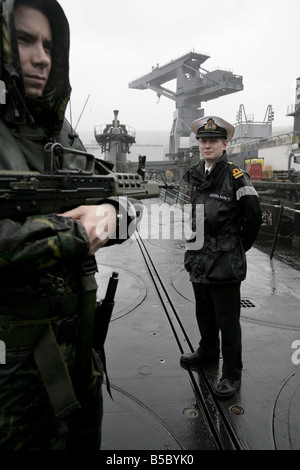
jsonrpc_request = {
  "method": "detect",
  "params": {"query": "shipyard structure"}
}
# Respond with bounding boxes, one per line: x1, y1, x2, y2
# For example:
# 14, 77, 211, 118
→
92, 51, 243, 174
127, 68, 300, 190
129, 51, 243, 156
94, 110, 136, 173
91, 54, 299, 233
128, 62, 300, 249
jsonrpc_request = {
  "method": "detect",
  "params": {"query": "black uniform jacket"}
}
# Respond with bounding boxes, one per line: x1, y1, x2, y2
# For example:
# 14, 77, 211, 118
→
183, 152, 262, 284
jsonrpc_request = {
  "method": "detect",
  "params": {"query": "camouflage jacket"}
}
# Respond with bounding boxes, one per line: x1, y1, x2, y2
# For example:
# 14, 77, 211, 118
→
0, 0, 102, 299
0, 0, 104, 447
0, 117, 96, 299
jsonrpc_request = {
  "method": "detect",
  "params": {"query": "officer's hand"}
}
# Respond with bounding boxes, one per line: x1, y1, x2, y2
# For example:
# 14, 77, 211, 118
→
60, 204, 117, 255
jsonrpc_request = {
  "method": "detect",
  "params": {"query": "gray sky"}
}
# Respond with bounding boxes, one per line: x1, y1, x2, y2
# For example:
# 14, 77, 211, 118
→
59, 0, 299, 138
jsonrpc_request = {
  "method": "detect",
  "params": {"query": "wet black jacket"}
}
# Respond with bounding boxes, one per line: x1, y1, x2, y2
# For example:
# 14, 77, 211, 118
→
183, 151, 262, 284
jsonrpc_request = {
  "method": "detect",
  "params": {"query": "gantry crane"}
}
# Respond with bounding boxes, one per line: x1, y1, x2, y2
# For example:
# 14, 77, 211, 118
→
129, 51, 243, 154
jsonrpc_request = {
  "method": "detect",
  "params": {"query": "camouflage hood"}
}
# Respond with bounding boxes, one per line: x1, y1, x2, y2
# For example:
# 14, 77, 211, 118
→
0, 0, 71, 136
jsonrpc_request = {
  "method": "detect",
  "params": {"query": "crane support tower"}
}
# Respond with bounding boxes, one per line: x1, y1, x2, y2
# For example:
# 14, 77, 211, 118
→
232, 104, 274, 144
94, 110, 136, 172
129, 51, 243, 154
287, 77, 300, 134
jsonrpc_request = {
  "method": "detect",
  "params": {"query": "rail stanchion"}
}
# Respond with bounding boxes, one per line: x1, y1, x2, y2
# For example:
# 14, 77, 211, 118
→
270, 204, 284, 259
293, 203, 300, 249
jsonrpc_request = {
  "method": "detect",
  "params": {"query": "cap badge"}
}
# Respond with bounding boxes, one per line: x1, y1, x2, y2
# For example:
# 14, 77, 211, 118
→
204, 119, 217, 131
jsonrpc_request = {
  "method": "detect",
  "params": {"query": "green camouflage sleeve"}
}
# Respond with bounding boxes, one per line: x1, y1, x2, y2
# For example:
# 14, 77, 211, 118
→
0, 214, 90, 271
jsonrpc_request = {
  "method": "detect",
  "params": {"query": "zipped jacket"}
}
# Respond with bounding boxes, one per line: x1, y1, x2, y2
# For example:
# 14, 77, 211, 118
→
183, 151, 262, 284
0, 0, 131, 438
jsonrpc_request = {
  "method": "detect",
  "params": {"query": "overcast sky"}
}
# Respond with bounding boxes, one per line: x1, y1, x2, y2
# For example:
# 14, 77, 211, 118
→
58, 0, 299, 140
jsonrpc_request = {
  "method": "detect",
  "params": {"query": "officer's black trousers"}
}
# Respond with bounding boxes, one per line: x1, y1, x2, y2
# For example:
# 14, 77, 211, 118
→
192, 282, 243, 380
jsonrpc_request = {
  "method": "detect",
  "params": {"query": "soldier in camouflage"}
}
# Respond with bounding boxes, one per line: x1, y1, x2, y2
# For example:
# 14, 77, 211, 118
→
0, 0, 134, 449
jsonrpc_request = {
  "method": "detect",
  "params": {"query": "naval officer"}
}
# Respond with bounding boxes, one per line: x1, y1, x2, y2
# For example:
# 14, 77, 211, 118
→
181, 116, 262, 399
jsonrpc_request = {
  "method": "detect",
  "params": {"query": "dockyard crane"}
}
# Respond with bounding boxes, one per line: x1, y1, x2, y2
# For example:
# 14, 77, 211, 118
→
129, 51, 243, 155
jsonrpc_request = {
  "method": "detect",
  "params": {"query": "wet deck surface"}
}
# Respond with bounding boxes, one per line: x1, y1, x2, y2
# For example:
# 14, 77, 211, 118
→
95, 199, 300, 451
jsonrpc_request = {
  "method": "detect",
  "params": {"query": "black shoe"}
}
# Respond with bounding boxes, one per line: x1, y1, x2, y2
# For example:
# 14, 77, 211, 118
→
180, 350, 219, 365
213, 377, 241, 400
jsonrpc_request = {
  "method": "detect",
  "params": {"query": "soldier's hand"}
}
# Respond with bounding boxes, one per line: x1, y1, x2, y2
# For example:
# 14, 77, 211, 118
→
60, 204, 117, 255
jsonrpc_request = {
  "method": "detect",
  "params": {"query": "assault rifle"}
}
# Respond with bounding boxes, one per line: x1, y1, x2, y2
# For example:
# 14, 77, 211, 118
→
0, 143, 170, 218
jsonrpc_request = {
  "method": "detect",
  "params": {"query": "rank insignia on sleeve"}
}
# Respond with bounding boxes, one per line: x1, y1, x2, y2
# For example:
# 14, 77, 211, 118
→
232, 168, 244, 179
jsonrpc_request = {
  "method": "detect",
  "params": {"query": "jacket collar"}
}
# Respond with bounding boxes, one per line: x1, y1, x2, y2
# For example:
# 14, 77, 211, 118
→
183, 151, 228, 186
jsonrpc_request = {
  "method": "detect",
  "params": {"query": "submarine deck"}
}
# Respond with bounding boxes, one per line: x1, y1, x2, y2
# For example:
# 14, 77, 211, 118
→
95, 198, 300, 452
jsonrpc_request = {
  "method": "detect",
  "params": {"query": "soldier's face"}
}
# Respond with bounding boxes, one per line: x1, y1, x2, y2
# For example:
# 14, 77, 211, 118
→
14, 4, 52, 97
198, 137, 228, 167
